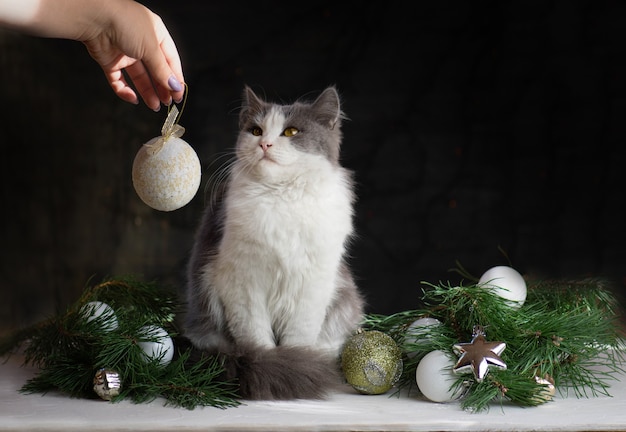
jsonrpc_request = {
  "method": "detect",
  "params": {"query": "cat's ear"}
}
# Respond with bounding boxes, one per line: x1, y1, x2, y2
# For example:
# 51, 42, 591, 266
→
311, 86, 343, 130
239, 86, 265, 129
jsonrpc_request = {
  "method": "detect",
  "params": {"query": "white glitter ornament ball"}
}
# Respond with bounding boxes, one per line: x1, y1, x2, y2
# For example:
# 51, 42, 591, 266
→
416, 350, 465, 403
137, 325, 174, 366
132, 136, 201, 212
478, 265, 527, 309
80, 301, 118, 332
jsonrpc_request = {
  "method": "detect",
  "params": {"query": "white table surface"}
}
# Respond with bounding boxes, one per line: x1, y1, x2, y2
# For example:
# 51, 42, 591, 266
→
1, 353, 625, 432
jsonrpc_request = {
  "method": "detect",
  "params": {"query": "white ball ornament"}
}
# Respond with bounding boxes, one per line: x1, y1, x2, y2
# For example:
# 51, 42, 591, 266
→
406, 317, 442, 358
137, 325, 174, 366
416, 350, 465, 403
132, 106, 201, 212
80, 301, 119, 332
478, 265, 527, 309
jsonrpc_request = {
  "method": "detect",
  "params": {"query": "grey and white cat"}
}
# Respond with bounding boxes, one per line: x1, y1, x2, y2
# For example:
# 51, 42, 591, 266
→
184, 86, 364, 399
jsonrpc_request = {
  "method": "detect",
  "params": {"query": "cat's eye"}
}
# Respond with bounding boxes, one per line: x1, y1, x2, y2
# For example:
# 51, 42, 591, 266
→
250, 127, 263, 136
282, 127, 299, 137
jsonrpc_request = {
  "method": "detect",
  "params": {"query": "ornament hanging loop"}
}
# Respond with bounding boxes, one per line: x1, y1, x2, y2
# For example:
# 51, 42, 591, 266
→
472, 325, 486, 337
144, 84, 189, 156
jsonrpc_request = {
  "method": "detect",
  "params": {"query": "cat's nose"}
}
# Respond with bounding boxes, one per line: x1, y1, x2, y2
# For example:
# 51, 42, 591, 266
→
260, 141, 273, 152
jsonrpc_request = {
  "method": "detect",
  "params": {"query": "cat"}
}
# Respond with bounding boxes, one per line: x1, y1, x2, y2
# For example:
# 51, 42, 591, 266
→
183, 86, 364, 400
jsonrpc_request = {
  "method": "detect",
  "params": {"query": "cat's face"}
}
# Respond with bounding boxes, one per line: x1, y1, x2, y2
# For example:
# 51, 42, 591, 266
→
235, 87, 343, 181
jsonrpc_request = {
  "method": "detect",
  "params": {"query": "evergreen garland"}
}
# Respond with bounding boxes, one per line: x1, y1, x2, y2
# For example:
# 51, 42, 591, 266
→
1, 271, 624, 413
0, 277, 240, 410
362, 275, 625, 412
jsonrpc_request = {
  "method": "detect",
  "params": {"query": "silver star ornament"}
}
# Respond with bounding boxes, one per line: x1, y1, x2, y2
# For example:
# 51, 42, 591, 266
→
452, 327, 507, 382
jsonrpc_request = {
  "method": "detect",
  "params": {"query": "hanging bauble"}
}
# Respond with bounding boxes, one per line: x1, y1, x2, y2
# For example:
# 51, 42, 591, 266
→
478, 265, 527, 309
93, 368, 122, 401
132, 105, 201, 212
341, 330, 403, 395
415, 350, 466, 403
79, 301, 119, 332
406, 317, 442, 358
137, 325, 174, 366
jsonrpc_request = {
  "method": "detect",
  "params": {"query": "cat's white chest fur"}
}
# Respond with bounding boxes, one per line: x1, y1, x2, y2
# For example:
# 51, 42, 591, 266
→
210, 159, 354, 350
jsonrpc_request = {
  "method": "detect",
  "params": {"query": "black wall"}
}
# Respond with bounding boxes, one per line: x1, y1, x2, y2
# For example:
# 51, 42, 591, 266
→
1, 0, 625, 332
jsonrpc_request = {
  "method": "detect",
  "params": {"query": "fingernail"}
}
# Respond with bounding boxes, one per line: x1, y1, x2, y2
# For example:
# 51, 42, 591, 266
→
153, 105, 161, 113
168, 75, 183, 92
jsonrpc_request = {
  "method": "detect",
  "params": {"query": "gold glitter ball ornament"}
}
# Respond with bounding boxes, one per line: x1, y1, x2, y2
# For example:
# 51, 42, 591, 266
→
341, 330, 403, 395
93, 368, 122, 401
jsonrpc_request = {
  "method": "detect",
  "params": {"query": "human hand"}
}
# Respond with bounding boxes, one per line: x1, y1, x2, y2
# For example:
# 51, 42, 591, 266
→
81, 1, 185, 111
0, 0, 185, 111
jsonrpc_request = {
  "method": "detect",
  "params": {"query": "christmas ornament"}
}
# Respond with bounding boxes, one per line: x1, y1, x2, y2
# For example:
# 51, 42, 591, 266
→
93, 368, 122, 401
132, 104, 201, 211
406, 317, 442, 358
137, 325, 174, 366
532, 375, 556, 403
415, 350, 466, 403
453, 326, 506, 382
478, 265, 527, 309
79, 301, 118, 332
341, 330, 403, 395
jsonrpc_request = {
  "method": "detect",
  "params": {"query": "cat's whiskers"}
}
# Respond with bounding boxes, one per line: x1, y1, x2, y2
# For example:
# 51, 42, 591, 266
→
203, 151, 237, 209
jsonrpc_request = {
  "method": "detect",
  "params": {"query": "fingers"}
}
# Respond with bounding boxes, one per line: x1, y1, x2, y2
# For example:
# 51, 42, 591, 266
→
160, 32, 185, 103
138, 13, 185, 106
108, 72, 139, 105
104, 54, 181, 112
123, 60, 162, 111
83, 3, 185, 111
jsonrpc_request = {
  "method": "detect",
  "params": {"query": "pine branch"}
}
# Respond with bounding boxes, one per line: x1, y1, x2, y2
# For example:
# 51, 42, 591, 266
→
3, 276, 240, 410
121, 352, 240, 409
364, 276, 625, 412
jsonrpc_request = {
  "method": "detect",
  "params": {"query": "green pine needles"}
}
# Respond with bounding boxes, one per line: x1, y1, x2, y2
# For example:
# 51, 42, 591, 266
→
363, 276, 625, 412
0, 277, 240, 410
1, 273, 624, 413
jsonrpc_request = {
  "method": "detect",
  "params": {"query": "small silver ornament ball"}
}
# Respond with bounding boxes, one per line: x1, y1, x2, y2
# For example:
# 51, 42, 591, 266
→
93, 368, 122, 401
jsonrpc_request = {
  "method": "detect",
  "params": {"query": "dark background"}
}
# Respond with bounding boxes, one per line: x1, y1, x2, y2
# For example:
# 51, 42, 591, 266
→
1, 0, 625, 334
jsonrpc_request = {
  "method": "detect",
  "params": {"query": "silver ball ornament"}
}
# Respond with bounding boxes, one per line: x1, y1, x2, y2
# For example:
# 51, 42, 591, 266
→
93, 368, 122, 401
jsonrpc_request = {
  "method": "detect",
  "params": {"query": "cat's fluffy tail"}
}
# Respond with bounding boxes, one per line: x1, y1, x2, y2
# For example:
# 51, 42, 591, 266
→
221, 345, 342, 400
178, 337, 342, 400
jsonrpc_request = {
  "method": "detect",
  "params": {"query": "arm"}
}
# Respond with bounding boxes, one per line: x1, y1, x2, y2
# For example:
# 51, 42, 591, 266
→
0, 0, 185, 111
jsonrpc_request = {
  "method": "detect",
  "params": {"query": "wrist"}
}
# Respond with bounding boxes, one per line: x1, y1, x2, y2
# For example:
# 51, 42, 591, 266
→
4, 0, 126, 41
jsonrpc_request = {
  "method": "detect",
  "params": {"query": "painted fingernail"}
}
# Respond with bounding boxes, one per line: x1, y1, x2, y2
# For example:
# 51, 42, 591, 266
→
168, 75, 183, 92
